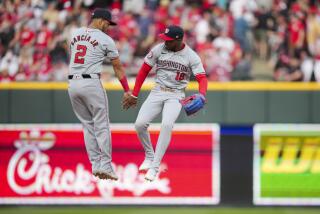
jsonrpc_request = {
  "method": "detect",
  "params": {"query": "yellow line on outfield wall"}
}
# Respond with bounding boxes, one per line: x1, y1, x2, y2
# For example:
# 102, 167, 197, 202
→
1, 81, 320, 90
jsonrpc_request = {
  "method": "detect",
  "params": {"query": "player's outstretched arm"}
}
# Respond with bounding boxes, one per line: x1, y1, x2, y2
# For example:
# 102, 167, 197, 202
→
122, 62, 152, 110
111, 57, 130, 92
111, 57, 132, 110
132, 62, 152, 96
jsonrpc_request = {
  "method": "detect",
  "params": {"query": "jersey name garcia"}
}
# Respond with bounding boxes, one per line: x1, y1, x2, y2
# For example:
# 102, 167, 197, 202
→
144, 43, 205, 90
70, 34, 99, 47
69, 27, 119, 75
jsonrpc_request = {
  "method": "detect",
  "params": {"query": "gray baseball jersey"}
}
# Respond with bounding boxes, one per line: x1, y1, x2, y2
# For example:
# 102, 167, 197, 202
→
135, 43, 206, 176
144, 43, 206, 89
68, 27, 119, 177
69, 27, 119, 75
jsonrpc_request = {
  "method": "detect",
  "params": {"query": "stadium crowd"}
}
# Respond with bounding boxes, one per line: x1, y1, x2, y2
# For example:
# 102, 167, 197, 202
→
0, 0, 319, 82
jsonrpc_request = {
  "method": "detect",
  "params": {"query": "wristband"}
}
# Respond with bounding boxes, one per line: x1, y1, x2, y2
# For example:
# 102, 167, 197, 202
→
130, 94, 138, 99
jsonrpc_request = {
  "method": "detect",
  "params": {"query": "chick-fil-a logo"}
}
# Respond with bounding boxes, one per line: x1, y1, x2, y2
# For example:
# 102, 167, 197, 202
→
7, 130, 171, 197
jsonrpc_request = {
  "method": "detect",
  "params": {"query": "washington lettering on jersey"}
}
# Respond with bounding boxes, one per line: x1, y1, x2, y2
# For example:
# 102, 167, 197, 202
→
157, 60, 191, 73
144, 43, 205, 89
70, 34, 99, 48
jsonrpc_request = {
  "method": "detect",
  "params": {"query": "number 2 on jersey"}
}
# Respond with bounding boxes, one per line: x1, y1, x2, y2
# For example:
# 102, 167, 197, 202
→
74, 45, 87, 64
175, 72, 185, 81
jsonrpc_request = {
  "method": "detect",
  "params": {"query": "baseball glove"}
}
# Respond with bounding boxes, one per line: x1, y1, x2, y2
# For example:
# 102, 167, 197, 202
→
180, 93, 206, 116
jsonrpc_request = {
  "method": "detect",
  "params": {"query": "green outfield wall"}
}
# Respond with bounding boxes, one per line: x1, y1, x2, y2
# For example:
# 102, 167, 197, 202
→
1, 82, 320, 124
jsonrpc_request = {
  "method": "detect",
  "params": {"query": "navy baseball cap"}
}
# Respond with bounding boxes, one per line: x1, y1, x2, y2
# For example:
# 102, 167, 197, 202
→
159, 25, 184, 41
92, 8, 117, 25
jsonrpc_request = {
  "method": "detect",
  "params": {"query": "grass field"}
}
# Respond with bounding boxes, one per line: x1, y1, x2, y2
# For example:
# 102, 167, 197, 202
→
1, 207, 320, 214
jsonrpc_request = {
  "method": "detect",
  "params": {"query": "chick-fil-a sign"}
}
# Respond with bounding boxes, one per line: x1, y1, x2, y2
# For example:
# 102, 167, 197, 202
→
0, 124, 220, 204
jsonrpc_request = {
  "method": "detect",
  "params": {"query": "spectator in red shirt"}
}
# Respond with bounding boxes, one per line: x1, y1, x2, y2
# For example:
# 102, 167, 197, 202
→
154, 0, 170, 35
111, 0, 122, 11
31, 51, 52, 81
288, 13, 305, 56
118, 12, 138, 39
35, 20, 53, 50
15, 23, 35, 47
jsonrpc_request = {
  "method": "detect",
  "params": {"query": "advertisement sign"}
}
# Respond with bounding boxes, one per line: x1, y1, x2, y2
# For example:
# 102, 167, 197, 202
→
0, 124, 220, 205
253, 124, 320, 205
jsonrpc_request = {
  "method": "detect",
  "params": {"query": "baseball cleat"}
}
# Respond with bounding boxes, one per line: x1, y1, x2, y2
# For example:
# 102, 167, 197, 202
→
92, 171, 101, 178
92, 163, 101, 178
139, 159, 153, 171
145, 168, 158, 182
96, 169, 119, 181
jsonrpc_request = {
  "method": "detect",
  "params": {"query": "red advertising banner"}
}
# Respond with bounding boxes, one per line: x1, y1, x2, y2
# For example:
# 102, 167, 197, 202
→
0, 124, 220, 205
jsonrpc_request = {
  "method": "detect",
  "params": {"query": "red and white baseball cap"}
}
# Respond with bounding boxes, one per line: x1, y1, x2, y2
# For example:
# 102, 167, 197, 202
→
159, 25, 184, 41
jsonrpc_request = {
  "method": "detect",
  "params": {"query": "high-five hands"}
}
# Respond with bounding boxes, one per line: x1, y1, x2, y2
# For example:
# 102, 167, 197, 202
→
122, 92, 138, 110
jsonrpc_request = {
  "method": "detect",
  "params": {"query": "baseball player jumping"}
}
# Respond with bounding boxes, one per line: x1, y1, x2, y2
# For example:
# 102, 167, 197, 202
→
68, 8, 130, 181
123, 25, 208, 181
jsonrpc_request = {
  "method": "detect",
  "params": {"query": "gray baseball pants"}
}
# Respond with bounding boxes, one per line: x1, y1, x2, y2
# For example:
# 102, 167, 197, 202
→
68, 78, 113, 172
135, 86, 185, 171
